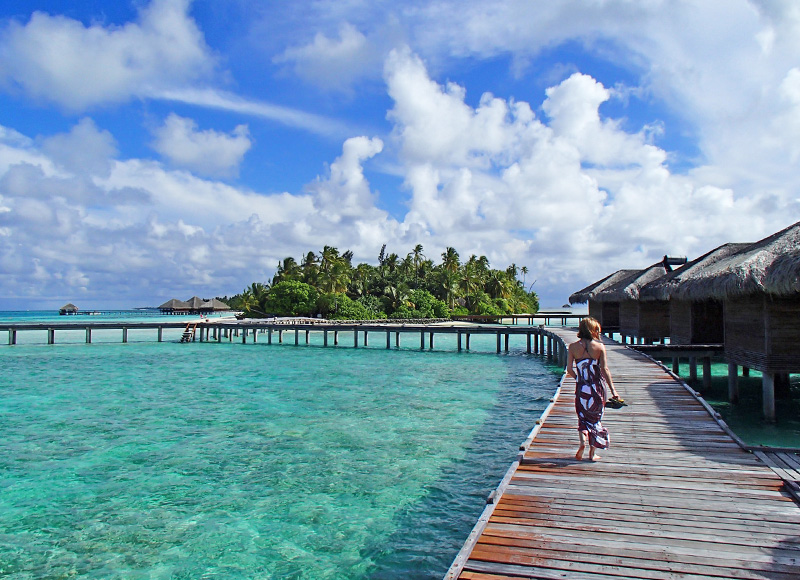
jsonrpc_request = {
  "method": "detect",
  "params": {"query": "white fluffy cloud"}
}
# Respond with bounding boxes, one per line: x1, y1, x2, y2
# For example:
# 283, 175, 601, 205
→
274, 23, 382, 92
152, 114, 252, 177
382, 48, 789, 300
0, 0, 213, 110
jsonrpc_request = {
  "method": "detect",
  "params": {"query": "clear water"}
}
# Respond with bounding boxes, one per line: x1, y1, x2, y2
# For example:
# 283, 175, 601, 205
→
660, 359, 800, 448
0, 315, 561, 579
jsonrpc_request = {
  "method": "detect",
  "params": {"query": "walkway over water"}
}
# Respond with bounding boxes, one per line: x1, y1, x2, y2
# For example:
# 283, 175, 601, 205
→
447, 327, 800, 580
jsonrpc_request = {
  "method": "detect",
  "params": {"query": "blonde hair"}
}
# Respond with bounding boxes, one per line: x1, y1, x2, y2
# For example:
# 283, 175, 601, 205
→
577, 317, 601, 340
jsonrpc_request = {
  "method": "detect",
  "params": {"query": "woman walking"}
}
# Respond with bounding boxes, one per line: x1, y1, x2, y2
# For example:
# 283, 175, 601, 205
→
566, 317, 619, 461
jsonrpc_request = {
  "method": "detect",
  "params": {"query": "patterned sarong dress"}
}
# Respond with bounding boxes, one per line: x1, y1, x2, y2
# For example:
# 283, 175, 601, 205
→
574, 351, 610, 449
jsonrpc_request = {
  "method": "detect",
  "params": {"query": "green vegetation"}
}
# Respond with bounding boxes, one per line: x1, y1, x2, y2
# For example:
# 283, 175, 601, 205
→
226, 245, 538, 319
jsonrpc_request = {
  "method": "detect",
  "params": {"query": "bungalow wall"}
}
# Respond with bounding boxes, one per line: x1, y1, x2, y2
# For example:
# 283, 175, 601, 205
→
724, 294, 800, 372
670, 299, 724, 345
620, 300, 670, 341
589, 300, 620, 331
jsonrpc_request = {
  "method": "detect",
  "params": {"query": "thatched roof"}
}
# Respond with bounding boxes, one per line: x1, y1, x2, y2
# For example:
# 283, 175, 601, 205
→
663, 221, 800, 300
569, 270, 639, 304
640, 243, 751, 301
158, 298, 190, 310
59, 303, 78, 312
200, 298, 230, 311
591, 263, 674, 303
185, 296, 206, 309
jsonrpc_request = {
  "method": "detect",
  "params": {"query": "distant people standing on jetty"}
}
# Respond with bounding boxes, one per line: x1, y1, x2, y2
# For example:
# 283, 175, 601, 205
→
566, 317, 619, 461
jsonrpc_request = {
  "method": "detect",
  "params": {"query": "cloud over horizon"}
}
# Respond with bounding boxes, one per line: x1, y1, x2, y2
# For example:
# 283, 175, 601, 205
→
0, 1, 798, 309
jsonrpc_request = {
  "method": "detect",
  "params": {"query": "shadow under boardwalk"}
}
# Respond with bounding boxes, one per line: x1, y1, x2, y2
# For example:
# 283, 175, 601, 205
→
448, 328, 800, 580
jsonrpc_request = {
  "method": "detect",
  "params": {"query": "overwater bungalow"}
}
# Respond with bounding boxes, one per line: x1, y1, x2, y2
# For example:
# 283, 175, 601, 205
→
640, 243, 750, 345
158, 297, 230, 315
665, 221, 800, 420
583, 257, 686, 344
58, 303, 79, 315
568, 269, 639, 334
158, 298, 191, 314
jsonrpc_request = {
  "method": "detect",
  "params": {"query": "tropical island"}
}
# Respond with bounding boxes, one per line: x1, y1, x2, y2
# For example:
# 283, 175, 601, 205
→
223, 245, 539, 320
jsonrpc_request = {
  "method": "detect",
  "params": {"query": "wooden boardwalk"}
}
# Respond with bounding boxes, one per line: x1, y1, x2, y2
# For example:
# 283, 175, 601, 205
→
447, 327, 800, 580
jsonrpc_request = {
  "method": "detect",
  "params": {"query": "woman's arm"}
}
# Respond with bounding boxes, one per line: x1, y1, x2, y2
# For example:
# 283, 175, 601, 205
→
598, 345, 618, 398
566, 344, 576, 379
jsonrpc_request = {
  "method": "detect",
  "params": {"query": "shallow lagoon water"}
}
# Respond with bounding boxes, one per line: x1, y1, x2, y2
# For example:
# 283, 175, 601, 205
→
0, 320, 560, 579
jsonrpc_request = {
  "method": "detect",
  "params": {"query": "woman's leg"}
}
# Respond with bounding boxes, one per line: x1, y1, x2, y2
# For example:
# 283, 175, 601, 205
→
575, 430, 587, 460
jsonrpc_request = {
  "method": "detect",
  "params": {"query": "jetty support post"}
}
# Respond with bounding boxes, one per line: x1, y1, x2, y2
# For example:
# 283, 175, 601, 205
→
689, 357, 697, 382
496, 332, 501, 354
158, 327, 163, 342
242, 328, 247, 344
353, 327, 359, 348
526, 333, 531, 354
48, 328, 55, 345
268, 327, 273, 345
323, 329, 328, 346
86, 328, 92, 344
386, 330, 391, 349
305, 330, 310, 345
466, 333, 470, 350
395, 331, 400, 348
429, 332, 434, 350
295, 329, 299, 346
217, 327, 222, 343
762, 372, 776, 422
457, 331, 462, 352
672, 356, 679, 375
420, 331, 425, 350
504, 333, 510, 353
252, 328, 257, 343
278, 330, 283, 344
334, 331, 339, 345
364, 331, 369, 347
728, 362, 739, 404
8, 329, 16, 345
702, 357, 712, 390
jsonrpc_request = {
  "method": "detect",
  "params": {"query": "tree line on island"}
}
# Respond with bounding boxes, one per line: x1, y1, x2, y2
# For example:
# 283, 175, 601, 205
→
223, 245, 539, 320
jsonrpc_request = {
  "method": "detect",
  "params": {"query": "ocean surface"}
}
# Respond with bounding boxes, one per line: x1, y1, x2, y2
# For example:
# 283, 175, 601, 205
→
0, 311, 562, 579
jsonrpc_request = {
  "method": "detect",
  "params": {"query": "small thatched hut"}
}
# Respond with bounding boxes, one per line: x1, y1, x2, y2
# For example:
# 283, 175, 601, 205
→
569, 269, 639, 333
641, 243, 750, 345
59, 303, 78, 315
667, 221, 800, 420
158, 298, 190, 314
201, 298, 231, 312
588, 257, 686, 343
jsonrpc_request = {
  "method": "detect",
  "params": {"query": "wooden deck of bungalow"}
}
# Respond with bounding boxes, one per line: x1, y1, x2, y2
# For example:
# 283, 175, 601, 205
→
446, 327, 800, 580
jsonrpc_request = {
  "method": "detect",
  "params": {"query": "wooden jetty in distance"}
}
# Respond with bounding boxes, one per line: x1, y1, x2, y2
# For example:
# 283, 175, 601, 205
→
0, 319, 573, 361
446, 326, 800, 580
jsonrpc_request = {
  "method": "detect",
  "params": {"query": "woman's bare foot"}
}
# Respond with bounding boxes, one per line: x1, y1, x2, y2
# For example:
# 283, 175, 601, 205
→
589, 448, 601, 461
575, 445, 585, 460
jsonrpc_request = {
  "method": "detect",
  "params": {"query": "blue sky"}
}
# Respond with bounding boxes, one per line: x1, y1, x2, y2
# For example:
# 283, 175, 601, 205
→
0, 0, 799, 309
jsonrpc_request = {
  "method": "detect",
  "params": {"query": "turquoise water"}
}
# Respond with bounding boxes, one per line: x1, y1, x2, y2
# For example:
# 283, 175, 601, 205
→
660, 359, 800, 448
0, 317, 560, 579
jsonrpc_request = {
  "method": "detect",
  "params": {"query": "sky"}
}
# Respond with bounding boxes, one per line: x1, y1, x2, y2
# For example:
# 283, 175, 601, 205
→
0, 0, 799, 309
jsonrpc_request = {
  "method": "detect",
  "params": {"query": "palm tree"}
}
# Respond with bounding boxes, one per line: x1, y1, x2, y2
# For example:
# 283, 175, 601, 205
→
441, 247, 460, 273
383, 283, 411, 311
412, 244, 424, 286
273, 257, 301, 284
521, 266, 529, 287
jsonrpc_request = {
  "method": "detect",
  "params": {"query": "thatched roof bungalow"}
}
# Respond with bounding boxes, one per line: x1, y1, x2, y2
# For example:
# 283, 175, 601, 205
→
158, 297, 230, 314
660, 221, 800, 375
158, 298, 190, 314
641, 243, 750, 345
59, 303, 78, 315
569, 269, 639, 332
588, 258, 686, 343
